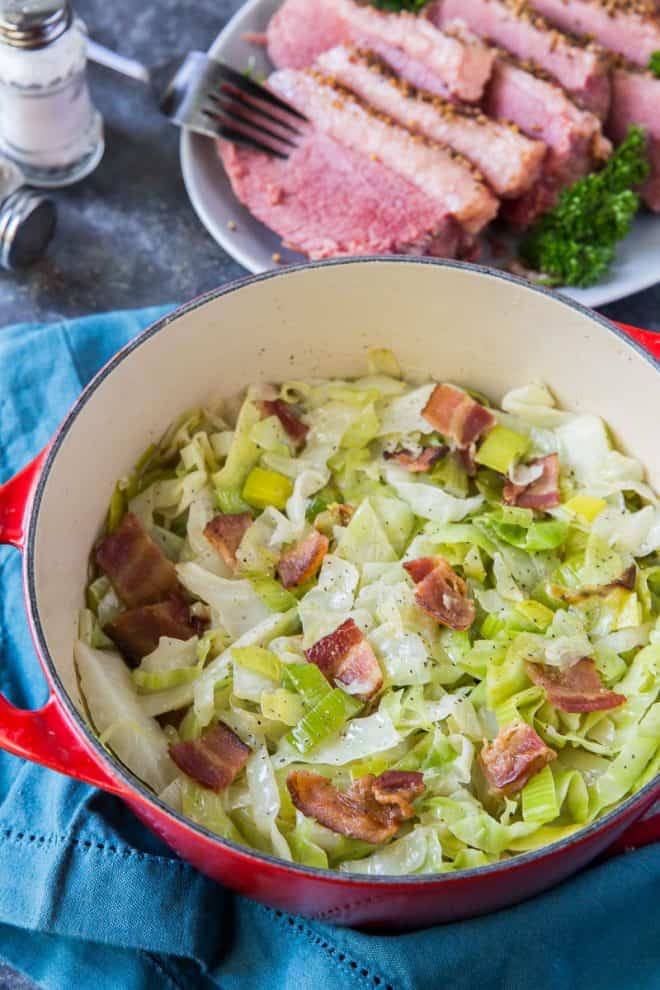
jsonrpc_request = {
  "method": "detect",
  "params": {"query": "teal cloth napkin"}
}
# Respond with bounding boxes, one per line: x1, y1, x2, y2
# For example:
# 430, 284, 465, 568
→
0, 307, 658, 990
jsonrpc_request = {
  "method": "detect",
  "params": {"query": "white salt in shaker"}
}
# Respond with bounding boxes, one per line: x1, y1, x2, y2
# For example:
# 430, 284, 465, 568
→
0, 1, 104, 187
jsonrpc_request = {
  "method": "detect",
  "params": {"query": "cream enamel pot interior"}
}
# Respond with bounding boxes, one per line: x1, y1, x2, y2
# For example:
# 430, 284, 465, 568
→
1, 258, 659, 929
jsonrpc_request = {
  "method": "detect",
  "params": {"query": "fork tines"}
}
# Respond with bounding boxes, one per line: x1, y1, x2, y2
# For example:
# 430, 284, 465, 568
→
202, 61, 307, 158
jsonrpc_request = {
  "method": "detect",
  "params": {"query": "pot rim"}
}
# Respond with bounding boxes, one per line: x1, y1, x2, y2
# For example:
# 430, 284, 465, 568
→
26, 256, 660, 887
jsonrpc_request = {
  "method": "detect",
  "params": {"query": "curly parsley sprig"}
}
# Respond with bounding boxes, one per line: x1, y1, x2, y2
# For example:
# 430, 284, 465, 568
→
649, 52, 660, 77
368, 0, 431, 10
519, 126, 650, 288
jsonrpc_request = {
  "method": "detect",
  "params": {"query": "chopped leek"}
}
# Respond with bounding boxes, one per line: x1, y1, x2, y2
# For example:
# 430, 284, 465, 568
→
232, 645, 282, 682
288, 689, 363, 754
521, 765, 559, 823
564, 494, 607, 523
475, 425, 529, 474
242, 466, 293, 511
283, 662, 331, 709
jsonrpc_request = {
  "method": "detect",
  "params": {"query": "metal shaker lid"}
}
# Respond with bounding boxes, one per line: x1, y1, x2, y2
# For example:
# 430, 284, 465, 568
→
0, 1, 72, 49
0, 187, 56, 268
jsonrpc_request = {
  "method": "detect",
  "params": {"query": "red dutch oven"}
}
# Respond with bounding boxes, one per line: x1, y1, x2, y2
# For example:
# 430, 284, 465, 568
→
0, 258, 658, 929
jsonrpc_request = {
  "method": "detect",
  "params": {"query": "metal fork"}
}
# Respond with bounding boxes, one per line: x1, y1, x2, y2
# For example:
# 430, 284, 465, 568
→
87, 40, 307, 158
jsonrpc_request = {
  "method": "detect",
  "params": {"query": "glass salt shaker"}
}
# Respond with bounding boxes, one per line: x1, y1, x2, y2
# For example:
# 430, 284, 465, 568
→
0, 0, 104, 187
0, 153, 56, 266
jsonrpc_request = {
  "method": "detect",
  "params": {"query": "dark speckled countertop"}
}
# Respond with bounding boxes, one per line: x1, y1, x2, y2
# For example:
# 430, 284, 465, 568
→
0, 0, 657, 986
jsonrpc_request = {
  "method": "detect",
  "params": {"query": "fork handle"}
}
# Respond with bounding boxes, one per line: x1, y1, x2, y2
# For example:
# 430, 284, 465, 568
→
86, 38, 150, 84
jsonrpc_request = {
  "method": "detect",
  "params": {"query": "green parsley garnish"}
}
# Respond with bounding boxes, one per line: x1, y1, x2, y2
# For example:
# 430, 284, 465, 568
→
519, 126, 650, 288
649, 51, 660, 77
368, 0, 431, 10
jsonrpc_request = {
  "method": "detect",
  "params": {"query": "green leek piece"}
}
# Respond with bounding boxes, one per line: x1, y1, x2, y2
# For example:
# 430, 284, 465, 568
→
514, 600, 555, 632
521, 765, 559, 823
132, 666, 201, 692
260, 689, 305, 726
563, 493, 607, 523
86, 575, 112, 615
106, 483, 126, 534
242, 466, 293, 510
282, 663, 331, 709
232, 645, 282, 682
340, 403, 380, 449
288, 688, 363, 754
215, 487, 251, 515
430, 452, 469, 497
475, 426, 529, 475
249, 576, 298, 613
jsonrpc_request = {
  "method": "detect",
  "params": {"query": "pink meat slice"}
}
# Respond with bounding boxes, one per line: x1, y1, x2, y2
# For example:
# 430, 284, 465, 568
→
267, 0, 495, 102
317, 45, 546, 198
528, 0, 660, 67
218, 134, 466, 260
607, 67, 660, 212
269, 68, 498, 235
427, 0, 611, 117
484, 57, 611, 228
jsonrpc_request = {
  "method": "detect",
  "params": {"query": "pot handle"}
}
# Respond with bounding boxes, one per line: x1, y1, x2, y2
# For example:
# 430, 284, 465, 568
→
614, 320, 660, 361
0, 449, 128, 797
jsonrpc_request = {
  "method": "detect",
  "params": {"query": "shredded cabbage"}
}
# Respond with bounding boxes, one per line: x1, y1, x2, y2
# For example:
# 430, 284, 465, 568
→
78, 359, 659, 877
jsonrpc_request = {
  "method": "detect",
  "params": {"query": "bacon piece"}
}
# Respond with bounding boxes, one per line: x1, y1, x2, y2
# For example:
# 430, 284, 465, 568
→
95, 512, 180, 608
287, 769, 425, 843
306, 617, 383, 700
480, 720, 557, 795
278, 530, 329, 588
105, 597, 196, 666
404, 556, 475, 630
422, 383, 495, 448
260, 398, 309, 443
503, 453, 560, 509
525, 659, 626, 713
170, 722, 251, 792
383, 445, 447, 472
204, 513, 252, 569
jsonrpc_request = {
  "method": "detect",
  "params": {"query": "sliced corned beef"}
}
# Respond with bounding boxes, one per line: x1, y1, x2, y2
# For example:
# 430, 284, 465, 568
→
218, 134, 465, 260
528, 0, 660, 68
607, 67, 660, 212
427, 0, 611, 116
267, 0, 495, 102
267, 0, 347, 69
484, 57, 611, 228
316, 46, 546, 198
268, 68, 498, 235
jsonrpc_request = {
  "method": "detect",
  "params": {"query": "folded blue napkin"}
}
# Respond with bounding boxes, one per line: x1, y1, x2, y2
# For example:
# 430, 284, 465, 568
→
0, 307, 658, 990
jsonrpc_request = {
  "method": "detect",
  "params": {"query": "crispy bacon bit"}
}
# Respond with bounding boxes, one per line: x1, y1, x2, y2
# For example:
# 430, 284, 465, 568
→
170, 722, 251, 792
503, 453, 560, 509
306, 617, 383, 700
105, 596, 196, 666
260, 398, 309, 443
422, 384, 495, 449
525, 659, 627, 713
383, 445, 447, 472
278, 530, 329, 588
204, 512, 252, 569
404, 556, 476, 631
287, 769, 425, 843
95, 512, 180, 608
480, 720, 557, 795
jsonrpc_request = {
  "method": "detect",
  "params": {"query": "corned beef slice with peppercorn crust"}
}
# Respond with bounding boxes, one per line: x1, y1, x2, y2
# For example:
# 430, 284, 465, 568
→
484, 57, 611, 229
527, 0, 660, 68
316, 45, 547, 198
427, 0, 612, 117
268, 0, 495, 102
